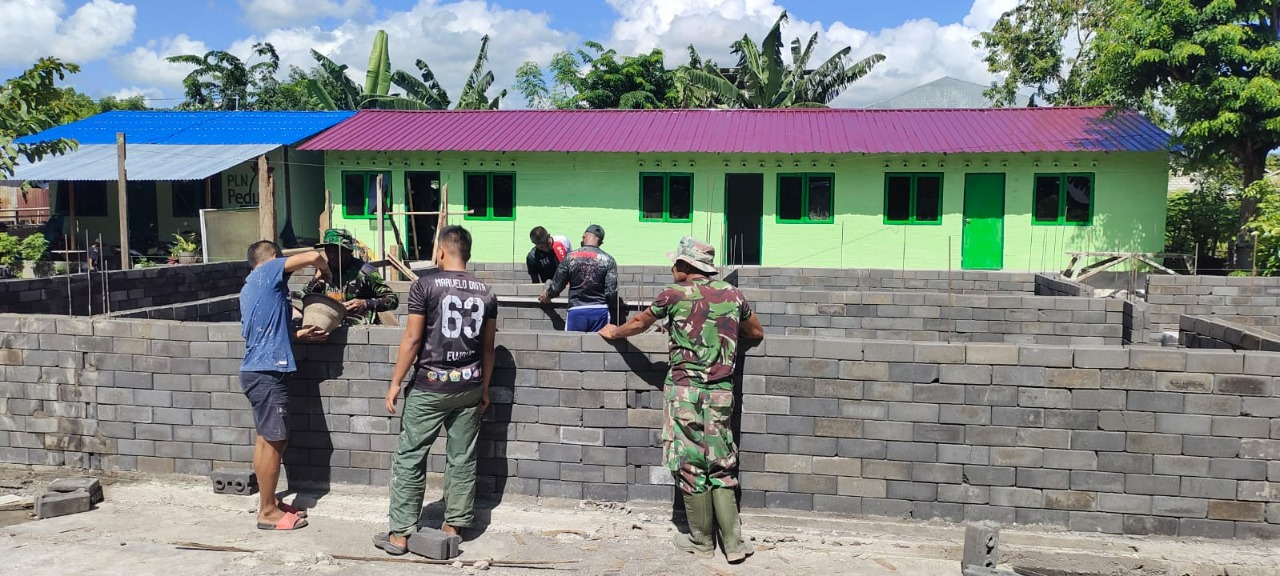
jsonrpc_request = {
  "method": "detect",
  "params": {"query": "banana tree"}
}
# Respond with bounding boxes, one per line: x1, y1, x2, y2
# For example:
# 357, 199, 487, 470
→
677, 11, 885, 108
305, 30, 436, 110
454, 35, 506, 110
390, 59, 451, 109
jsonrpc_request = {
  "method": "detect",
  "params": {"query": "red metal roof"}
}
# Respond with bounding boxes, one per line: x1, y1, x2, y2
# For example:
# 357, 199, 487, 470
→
297, 107, 1170, 154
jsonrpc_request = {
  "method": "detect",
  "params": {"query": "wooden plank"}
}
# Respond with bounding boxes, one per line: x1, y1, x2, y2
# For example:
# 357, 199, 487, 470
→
319, 188, 331, 232
1075, 256, 1123, 282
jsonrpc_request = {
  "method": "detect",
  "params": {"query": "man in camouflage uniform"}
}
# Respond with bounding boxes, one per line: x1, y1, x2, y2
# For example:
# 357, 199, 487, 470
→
600, 236, 764, 563
295, 229, 399, 325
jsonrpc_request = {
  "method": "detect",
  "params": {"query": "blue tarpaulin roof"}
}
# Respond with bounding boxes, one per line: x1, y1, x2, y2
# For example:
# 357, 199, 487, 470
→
15, 111, 354, 146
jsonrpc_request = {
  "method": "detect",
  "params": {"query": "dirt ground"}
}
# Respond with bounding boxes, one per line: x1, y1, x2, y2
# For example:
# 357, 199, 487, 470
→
2, 467, 1279, 576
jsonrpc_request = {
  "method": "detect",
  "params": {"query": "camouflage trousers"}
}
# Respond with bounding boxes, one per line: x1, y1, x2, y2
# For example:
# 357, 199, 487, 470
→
663, 384, 739, 495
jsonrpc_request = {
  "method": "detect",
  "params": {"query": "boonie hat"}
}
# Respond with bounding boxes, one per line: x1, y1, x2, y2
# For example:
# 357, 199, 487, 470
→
668, 236, 717, 275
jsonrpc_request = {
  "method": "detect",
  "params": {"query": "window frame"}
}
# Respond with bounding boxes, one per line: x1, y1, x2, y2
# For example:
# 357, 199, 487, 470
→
638, 172, 694, 223
882, 172, 944, 226
54, 181, 109, 217
1031, 172, 1094, 226
341, 171, 392, 220
463, 171, 517, 221
775, 173, 836, 224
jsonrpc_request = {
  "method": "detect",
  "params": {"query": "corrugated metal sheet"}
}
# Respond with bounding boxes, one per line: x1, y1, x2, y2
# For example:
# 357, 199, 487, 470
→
297, 107, 1171, 154
15, 111, 354, 146
10, 144, 278, 181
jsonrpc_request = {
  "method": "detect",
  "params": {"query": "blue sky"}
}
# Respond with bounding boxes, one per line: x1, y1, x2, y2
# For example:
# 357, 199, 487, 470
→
0, 0, 1011, 107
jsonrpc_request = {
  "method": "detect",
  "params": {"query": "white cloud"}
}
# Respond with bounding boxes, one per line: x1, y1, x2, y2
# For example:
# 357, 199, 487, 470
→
238, 0, 373, 31
110, 34, 211, 99
228, 0, 575, 107
603, 0, 1020, 107
0, 0, 136, 66
110, 86, 163, 101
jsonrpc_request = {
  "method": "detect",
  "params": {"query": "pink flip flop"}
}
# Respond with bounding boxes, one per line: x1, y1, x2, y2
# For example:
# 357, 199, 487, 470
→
278, 502, 308, 518
257, 511, 308, 531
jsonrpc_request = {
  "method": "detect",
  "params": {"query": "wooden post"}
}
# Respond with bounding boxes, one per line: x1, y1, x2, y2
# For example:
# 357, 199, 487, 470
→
68, 181, 77, 250
319, 188, 330, 232
375, 173, 385, 261
116, 132, 130, 270
431, 183, 448, 264
257, 154, 274, 241
406, 178, 419, 260
203, 177, 212, 210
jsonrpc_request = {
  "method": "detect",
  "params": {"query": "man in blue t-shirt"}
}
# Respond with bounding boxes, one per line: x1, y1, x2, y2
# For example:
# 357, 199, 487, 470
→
239, 240, 330, 531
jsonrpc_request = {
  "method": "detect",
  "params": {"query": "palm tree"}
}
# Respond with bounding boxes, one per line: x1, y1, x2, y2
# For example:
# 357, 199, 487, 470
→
678, 11, 885, 108
167, 43, 278, 110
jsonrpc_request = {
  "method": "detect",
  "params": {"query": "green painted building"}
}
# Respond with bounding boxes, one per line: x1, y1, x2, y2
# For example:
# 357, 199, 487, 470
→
298, 108, 1171, 271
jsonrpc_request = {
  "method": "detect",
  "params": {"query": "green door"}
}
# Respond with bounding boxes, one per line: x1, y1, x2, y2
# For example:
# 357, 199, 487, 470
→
962, 173, 1005, 270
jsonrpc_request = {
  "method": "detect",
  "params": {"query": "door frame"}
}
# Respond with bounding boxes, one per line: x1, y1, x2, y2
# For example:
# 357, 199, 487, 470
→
961, 172, 1006, 270
722, 173, 764, 266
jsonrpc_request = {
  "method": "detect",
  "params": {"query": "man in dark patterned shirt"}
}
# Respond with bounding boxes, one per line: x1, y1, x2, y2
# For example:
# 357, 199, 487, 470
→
600, 236, 764, 563
539, 224, 617, 332
374, 225, 497, 556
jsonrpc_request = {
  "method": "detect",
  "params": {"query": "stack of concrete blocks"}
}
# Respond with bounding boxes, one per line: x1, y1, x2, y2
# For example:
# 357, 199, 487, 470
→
1033, 274, 1092, 297
7, 315, 1280, 539
113, 294, 241, 322
35, 477, 102, 519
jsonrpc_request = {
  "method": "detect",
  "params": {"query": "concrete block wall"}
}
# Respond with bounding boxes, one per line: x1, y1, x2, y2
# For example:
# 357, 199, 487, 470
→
111, 295, 240, 322
6, 314, 1280, 538
0, 262, 248, 316
463, 263, 1037, 294
1146, 275, 1280, 336
489, 288, 1125, 345
1181, 315, 1280, 352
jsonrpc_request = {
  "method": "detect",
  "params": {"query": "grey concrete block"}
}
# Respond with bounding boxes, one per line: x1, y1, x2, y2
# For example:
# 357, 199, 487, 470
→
407, 527, 461, 560
1152, 496, 1208, 518
36, 489, 92, 518
1212, 416, 1270, 438
210, 468, 258, 495
1099, 410, 1153, 432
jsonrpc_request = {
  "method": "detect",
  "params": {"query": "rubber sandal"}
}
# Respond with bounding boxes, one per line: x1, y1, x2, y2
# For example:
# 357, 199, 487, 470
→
257, 511, 308, 531
372, 532, 408, 556
278, 502, 308, 518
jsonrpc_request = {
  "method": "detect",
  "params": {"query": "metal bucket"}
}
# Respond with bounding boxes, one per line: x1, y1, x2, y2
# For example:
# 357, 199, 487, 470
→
301, 293, 345, 332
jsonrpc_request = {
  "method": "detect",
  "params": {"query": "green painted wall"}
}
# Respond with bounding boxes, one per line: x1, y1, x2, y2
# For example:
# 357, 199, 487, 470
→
320, 150, 1169, 271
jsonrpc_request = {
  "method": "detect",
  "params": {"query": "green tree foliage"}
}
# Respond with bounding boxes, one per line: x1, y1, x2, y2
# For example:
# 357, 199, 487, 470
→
1095, 0, 1280, 269
1165, 164, 1240, 271
514, 61, 550, 108
97, 94, 150, 111
976, 0, 1115, 106
677, 11, 885, 108
0, 58, 83, 178
166, 43, 280, 110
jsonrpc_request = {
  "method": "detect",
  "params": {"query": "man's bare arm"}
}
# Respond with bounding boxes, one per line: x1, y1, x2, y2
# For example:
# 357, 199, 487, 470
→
739, 314, 764, 340
479, 319, 496, 414
386, 314, 426, 415
599, 310, 659, 340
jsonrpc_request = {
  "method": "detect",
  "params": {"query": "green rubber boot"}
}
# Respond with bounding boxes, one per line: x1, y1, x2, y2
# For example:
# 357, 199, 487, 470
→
712, 487, 753, 563
673, 491, 715, 558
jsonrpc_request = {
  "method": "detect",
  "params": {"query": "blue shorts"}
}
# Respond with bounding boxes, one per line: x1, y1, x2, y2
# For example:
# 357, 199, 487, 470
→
566, 307, 609, 333
239, 371, 289, 441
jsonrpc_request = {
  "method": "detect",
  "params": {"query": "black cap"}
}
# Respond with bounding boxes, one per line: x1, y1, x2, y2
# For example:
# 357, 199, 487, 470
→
585, 224, 605, 242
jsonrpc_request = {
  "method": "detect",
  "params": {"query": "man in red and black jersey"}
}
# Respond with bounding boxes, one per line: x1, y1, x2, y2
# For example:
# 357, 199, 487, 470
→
374, 225, 498, 556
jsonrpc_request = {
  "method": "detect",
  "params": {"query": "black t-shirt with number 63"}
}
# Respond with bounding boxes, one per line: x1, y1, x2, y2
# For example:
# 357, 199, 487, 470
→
406, 270, 499, 392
